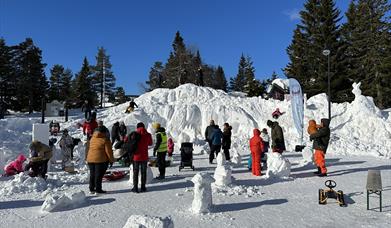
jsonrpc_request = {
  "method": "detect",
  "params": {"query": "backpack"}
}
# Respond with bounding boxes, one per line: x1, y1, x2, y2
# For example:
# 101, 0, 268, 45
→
122, 131, 141, 159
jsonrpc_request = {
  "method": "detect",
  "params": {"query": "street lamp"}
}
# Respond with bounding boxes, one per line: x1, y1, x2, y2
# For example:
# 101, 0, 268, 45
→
322, 49, 331, 120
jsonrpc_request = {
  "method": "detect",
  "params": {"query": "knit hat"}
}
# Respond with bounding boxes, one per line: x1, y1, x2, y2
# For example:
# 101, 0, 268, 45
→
136, 122, 145, 128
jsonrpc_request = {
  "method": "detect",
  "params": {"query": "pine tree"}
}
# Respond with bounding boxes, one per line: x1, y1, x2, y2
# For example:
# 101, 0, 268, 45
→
48, 64, 64, 102
60, 68, 73, 102
285, 0, 352, 102
214, 66, 228, 91
230, 54, 248, 92
146, 61, 164, 90
13, 38, 48, 113
73, 57, 95, 107
114, 86, 127, 105
92, 47, 116, 107
342, 0, 391, 108
243, 56, 258, 96
0, 38, 15, 115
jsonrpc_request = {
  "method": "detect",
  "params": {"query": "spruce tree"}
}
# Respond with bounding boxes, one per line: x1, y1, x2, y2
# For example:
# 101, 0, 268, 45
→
92, 47, 116, 107
229, 54, 248, 92
114, 86, 127, 105
48, 64, 64, 102
342, 0, 391, 108
60, 68, 73, 103
73, 57, 95, 107
0, 38, 15, 115
146, 61, 164, 90
13, 38, 48, 113
214, 66, 228, 91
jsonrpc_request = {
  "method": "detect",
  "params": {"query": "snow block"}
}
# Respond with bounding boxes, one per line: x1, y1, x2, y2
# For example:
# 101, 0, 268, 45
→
32, 123, 49, 145
122, 215, 174, 228
191, 172, 214, 214
266, 152, 291, 178
213, 153, 232, 187
129, 163, 154, 186
41, 190, 86, 212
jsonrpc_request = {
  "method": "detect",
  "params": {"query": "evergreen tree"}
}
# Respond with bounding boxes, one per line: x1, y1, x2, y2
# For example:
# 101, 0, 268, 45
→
114, 86, 127, 105
0, 38, 15, 115
146, 61, 164, 90
230, 54, 248, 92
243, 56, 258, 96
92, 47, 116, 107
73, 57, 95, 107
214, 66, 228, 91
48, 64, 64, 102
342, 0, 391, 108
285, 0, 352, 102
59, 68, 73, 103
13, 38, 48, 113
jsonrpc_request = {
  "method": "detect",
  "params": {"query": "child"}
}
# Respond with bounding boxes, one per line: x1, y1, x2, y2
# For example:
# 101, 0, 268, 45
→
249, 129, 264, 176
167, 137, 174, 158
4, 154, 26, 176
59, 129, 73, 170
308, 119, 320, 135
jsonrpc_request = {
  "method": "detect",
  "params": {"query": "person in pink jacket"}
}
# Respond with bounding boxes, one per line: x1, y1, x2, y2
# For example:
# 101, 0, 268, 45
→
167, 138, 174, 158
4, 154, 26, 176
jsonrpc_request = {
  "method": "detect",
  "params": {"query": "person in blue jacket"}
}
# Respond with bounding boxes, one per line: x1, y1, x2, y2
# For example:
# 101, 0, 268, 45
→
209, 125, 223, 164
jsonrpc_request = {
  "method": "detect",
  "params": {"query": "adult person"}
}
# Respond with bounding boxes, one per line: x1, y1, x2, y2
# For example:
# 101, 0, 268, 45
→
204, 120, 216, 154
153, 123, 168, 180
125, 99, 138, 113
267, 120, 286, 153
132, 122, 153, 193
87, 126, 114, 194
119, 121, 127, 140
209, 125, 223, 164
81, 100, 93, 120
222, 123, 232, 161
59, 129, 73, 170
111, 121, 121, 144
310, 118, 330, 177
25, 140, 53, 178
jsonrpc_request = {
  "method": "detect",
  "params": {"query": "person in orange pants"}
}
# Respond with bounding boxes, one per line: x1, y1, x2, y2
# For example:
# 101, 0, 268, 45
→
250, 129, 264, 176
310, 118, 330, 177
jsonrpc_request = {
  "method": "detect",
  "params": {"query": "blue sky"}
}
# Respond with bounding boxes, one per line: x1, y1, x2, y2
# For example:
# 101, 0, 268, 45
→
0, 0, 350, 95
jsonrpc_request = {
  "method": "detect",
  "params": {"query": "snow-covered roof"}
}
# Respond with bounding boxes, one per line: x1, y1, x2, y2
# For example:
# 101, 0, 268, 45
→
266, 79, 290, 93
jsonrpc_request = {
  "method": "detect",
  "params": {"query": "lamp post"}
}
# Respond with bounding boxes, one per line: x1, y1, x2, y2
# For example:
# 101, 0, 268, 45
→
322, 49, 331, 120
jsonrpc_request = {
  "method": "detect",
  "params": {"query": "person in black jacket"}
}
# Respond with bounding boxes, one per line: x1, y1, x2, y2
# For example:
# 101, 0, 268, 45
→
204, 120, 216, 154
111, 122, 120, 144
222, 123, 232, 161
119, 121, 127, 140
81, 100, 93, 120
310, 118, 330, 177
267, 120, 286, 153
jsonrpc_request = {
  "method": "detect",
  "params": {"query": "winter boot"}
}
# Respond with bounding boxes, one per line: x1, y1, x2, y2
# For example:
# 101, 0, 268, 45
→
318, 173, 328, 177
314, 167, 321, 175
131, 187, 139, 193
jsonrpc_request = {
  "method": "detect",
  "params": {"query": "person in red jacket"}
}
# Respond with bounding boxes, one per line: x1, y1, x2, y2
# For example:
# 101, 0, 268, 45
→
83, 117, 98, 140
132, 122, 152, 193
249, 129, 264, 176
4, 154, 26, 176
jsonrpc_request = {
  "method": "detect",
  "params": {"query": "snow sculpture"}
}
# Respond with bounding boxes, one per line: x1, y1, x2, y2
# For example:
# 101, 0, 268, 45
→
266, 152, 291, 178
213, 153, 232, 186
122, 215, 174, 228
231, 150, 242, 165
352, 82, 362, 97
41, 190, 86, 212
299, 145, 313, 166
129, 163, 154, 186
191, 172, 214, 214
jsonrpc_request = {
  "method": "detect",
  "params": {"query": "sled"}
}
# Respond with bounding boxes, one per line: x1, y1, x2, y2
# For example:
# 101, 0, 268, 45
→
103, 170, 129, 181
318, 180, 346, 207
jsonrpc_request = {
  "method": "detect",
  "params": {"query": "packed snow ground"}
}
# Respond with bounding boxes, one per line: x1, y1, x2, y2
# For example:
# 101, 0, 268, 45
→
0, 83, 391, 228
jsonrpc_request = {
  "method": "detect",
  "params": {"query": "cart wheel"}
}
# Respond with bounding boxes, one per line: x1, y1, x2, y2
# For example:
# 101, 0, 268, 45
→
319, 189, 326, 205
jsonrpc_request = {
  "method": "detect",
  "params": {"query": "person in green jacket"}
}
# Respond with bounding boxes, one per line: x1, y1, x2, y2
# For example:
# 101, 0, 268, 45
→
153, 123, 168, 179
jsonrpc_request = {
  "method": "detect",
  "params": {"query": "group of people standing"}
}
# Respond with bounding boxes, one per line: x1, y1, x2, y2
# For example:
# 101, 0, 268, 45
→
205, 120, 232, 164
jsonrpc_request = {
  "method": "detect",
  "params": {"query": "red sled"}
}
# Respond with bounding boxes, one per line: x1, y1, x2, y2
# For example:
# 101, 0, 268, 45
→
103, 171, 128, 181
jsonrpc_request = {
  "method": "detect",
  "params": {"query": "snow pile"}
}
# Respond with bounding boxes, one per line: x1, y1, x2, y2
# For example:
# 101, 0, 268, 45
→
41, 190, 86, 212
122, 215, 174, 228
265, 153, 291, 178
129, 164, 154, 186
213, 153, 232, 186
0, 173, 61, 195
191, 172, 214, 214
213, 185, 263, 198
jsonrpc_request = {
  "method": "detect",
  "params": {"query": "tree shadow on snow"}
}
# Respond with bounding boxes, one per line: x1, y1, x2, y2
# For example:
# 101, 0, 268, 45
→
328, 161, 366, 167
0, 199, 44, 210
213, 199, 288, 213
327, 165, 391, 177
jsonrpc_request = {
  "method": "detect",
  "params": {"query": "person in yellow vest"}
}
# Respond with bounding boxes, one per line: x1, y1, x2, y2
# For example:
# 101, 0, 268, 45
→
153, 123, 167, 180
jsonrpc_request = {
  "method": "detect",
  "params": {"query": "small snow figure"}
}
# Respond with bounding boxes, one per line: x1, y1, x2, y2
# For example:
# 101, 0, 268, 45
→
231, 150, 241, 166
352, 82, 362, 97
191, 172, 214, 214
265, 152, 291, 178
213, 153, 232, 186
